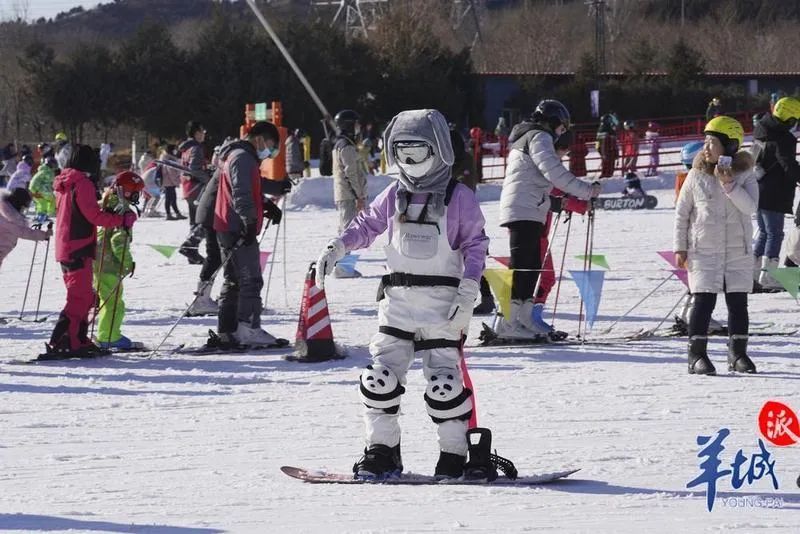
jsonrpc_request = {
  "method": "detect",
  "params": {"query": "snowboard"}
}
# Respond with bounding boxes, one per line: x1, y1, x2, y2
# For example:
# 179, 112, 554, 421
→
593, 195, 658, 210
280, 465, 580, 486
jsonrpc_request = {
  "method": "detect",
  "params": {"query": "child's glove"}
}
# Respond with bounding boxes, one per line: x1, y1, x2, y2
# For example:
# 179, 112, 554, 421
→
122, 212, 136, 229
447, 278, 480, 334
315, 238, 346, 288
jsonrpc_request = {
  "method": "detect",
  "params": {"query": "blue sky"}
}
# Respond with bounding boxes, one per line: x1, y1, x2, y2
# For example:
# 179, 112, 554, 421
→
1, 1, 103, 21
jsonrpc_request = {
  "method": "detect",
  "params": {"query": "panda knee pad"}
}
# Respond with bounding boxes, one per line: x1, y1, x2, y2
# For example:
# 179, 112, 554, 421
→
359, 364, 405, 414
424, 371, 473, 423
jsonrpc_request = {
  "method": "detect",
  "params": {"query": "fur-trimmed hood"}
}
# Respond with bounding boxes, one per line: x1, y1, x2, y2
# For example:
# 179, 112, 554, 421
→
692, 150, 754, 176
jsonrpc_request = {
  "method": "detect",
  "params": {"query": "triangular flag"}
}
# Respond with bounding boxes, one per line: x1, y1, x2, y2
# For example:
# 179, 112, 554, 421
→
491, 256, 511, 268
483, 268, 514, 319
657, 250, 679, 269
575, 254, 610, 270
768, 267, 800, 299
259, 251, 272, 272
570, 270, 605, 329
671, 269, 690, 288
148, 244, 177, 258
335, 254, 360, 276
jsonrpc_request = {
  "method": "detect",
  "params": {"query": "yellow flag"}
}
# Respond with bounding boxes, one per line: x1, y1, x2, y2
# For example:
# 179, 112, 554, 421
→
482, 269, 514, 319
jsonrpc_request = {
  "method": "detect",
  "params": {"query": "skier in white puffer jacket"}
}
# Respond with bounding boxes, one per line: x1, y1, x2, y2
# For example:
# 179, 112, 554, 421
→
316, 109, 489, 481
497, 99, 602, 340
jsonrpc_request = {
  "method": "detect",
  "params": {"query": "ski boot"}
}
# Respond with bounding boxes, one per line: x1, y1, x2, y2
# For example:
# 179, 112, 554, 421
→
758, 257, 782, 291
688, 336, 716, 375
186, 280, 218, 316
727, 335, 756, 374
473, 297, 495, 315
494, 299, 550, 340
353, 444, 402, 480
204, 330, 242, 351
95, 335, 144, 351
179, 245, 204, 265
235, 322, 278, 347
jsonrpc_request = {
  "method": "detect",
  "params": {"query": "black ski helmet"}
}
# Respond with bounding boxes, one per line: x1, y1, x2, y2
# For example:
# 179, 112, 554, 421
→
334, 109, 360, 136
532, 99, 571, 132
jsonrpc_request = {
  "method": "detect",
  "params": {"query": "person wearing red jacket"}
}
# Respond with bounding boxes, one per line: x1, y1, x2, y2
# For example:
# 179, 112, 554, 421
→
620, 120, 639, 175
47, 145, 134, 356
211, 121, 281, 349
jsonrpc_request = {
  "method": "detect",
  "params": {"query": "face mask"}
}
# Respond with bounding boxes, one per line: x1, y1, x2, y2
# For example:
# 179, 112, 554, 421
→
258, 146, 279, 160
397, 158, 435, 179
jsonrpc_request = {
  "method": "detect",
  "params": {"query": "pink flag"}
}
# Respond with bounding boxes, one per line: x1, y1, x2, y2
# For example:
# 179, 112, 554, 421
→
492, 256, 511, 268
259, 251, 271, 272
671, 269, 690, 288
657, 250, 679, 269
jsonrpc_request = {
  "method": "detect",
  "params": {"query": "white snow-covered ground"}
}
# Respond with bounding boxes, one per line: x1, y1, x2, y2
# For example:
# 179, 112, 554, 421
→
1, 175, 799, 533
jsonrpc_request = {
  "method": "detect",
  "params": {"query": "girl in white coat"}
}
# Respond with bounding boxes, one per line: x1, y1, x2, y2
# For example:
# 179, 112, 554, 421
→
674, 116, 758, 375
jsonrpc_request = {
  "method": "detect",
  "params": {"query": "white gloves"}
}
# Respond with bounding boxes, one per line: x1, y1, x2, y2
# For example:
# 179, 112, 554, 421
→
315, 238, 346, 288
447, 278, 480, 334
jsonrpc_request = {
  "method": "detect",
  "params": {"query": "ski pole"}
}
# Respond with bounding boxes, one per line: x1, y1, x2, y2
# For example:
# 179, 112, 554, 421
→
263, 208, 282, 310
105, 229, 130, 346
282, 197, 289, 307
19, 238, 39, 319
576, 208, 594, 338
33, 226, 52, 322
530, 210, 562, 310
90, 227, 110, 339
637, 290, 689, 339
599, 271, 676, 335
147, 239, 244, 359
550, 213, 573, 328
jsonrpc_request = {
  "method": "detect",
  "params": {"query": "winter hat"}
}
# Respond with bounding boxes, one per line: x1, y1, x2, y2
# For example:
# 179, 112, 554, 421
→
5, 187, 32, 212
68, 144, 100, 176
383, 109, 454, 219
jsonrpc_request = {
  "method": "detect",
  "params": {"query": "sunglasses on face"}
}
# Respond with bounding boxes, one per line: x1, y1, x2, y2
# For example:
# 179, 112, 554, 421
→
392, 141, 434, 164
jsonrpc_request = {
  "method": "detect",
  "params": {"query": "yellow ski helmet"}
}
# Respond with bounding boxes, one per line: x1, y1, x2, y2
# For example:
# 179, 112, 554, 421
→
773, 97, 800, 124
54, 131, 68, 142
704, 116, 744, 156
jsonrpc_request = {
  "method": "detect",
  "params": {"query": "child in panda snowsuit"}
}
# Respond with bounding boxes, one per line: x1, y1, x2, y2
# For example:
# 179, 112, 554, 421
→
316, 109, 489, 480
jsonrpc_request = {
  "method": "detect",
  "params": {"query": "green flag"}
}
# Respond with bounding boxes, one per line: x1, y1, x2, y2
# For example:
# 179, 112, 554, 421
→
575, 254, 610, 270
768, 267, 800, 299
148, 244, 178, 259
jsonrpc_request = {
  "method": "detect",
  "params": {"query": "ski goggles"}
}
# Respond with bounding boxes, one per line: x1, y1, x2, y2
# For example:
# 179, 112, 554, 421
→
392, 141, 434, 165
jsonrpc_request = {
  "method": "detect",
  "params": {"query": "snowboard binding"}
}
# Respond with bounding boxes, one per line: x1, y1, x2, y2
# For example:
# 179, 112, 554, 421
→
464, 428, 517, 481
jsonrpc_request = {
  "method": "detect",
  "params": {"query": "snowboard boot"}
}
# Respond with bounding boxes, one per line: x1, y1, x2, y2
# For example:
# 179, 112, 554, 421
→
235, 322, 278, 347
434, 451, 466, 480
187, 279, 218, 316
494, 300, 548, 340
688, 336, 716, 375
727, 335, 756, 374
353, 444, 403, 480
463, 428, 497, 481
758, 257, 782, 290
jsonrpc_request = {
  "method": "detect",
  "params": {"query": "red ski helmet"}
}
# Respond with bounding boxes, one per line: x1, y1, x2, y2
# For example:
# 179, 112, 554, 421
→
113, 171, 144, 203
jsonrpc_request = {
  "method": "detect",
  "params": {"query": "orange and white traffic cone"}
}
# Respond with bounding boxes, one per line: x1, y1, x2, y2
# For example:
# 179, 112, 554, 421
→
288, 262, 345, 362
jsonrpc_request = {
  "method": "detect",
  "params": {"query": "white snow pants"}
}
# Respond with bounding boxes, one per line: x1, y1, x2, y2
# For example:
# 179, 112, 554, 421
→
364, 285, 470, 456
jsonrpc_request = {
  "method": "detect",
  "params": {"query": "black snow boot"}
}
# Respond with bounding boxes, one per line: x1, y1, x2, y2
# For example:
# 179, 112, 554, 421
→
179, 244, 204, 265
434, 451, 466, 480
728, 335, 756, 374
353, 444, 402, 480
688, 336, 716, 375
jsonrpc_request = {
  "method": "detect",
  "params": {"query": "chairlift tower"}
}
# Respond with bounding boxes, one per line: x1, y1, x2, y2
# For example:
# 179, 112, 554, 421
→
585, 0, 607, 77
450, 0, 483, 50
310, 0, 388, 40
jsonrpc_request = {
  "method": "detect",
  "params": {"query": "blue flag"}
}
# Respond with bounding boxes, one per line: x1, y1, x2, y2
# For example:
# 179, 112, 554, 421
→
335, 254, 360, 276
570, 270, 605, 329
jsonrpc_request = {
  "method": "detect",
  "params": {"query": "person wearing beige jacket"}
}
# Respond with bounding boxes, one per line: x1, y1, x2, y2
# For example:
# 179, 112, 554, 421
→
674, 116, 758, 376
